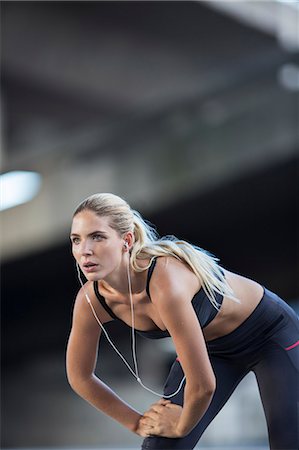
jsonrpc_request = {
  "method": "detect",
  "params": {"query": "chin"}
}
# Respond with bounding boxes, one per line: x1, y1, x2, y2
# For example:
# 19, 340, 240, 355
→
83, 271, 101, 282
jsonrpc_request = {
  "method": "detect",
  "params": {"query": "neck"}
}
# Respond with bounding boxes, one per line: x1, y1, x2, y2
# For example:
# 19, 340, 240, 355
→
100, 257, 146, 296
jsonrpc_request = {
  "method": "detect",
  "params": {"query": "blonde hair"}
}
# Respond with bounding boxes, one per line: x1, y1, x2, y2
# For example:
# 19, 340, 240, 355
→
74, 193, 237, 309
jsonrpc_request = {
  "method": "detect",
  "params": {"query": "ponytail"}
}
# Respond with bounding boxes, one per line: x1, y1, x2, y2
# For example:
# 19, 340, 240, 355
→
74, 193, 238, 309
130, 212, 238, 309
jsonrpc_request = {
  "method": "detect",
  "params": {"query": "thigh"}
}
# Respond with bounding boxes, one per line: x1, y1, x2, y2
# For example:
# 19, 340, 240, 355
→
141, 357, 248, 450
254, 341, 299, 450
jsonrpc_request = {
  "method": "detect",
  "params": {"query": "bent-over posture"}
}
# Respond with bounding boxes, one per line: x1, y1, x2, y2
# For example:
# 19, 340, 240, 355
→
66, 193, 299, 450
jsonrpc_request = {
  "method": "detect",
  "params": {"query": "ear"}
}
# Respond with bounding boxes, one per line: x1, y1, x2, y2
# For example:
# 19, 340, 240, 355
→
123, 231, 134, 250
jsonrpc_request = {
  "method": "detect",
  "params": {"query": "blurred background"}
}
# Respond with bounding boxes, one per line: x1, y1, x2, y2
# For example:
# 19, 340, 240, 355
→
1, 1, 298, 449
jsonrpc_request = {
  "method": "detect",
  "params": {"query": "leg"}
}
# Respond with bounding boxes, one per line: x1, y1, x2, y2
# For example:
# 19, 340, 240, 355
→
254, 341, 299, 450
141, 357, 249, 450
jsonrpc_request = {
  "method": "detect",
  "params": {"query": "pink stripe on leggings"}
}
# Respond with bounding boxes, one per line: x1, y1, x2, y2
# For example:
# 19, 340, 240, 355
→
285, 340, 299, 351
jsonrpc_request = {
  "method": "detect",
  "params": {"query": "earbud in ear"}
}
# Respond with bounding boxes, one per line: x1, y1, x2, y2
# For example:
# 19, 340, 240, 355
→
124, 242, 129, 250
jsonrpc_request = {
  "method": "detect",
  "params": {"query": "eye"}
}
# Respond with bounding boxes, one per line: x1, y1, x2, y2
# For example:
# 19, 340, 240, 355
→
93, 234, 105, 241
71, 237, 80, 245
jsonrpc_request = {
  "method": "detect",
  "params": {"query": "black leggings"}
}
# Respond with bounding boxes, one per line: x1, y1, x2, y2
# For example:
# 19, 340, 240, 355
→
141, 288, 299, 450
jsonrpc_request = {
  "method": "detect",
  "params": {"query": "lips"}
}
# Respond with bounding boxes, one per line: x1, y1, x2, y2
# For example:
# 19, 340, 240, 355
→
82, 262, 99, 272
83, 262, 97, 268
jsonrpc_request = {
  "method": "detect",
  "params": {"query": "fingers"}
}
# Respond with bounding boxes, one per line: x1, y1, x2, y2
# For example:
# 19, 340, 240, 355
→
143, 411, 157, 421
138, 429, 152, 438
158, 398, 171, 405
149, 399, 171, 409
142, 399, 172, 422
164, 402, 178, 409
137, 417, 154, 438
140, 415, 156, 426
148, 402, 170, 414
138, 418, 161, 438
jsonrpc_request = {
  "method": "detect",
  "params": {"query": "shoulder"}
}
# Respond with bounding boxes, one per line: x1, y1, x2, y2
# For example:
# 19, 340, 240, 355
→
150, 256, 200, 303
73, 281, 96, 311
72, 281, 113, 329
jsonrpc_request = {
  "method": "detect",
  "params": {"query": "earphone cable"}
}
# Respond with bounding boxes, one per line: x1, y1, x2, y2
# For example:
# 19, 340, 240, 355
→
126, 262, 140, 380
76, 263, 139, 380
76, 261, 186, 398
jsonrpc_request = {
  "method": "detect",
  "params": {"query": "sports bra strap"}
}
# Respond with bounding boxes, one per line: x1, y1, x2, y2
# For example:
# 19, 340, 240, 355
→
93, 258, 157, 318
146, 257, 157, 299
93, 281, 120, 321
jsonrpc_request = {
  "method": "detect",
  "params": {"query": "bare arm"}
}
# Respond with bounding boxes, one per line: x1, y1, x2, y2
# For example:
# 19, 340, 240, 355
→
66, 283, 143, 434
141, 257, 216, 438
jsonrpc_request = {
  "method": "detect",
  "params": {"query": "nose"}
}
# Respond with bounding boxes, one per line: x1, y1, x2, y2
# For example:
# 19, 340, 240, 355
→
80, 240, 94, 256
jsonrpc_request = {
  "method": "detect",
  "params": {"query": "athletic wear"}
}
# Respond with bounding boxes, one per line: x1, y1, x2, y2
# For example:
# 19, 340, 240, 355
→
93, 257, 223, 339
141, 288, 299, 450
92, 259, 299, 449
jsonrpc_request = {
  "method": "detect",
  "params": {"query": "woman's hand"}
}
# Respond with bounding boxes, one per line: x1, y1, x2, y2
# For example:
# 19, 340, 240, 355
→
137, 399, 184, 438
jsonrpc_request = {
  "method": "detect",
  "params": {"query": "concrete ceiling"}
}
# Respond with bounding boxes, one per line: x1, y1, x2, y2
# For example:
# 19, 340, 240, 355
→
1, 1, 298, 365
208, 0, 299, 52
1, 1, 298, 261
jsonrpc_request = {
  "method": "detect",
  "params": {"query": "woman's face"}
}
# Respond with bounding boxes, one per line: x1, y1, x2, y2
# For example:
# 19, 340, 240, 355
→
71, 210, 125, 281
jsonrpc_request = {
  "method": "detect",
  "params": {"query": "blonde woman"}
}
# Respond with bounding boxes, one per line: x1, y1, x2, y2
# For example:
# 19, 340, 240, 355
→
66, 193, 298, 450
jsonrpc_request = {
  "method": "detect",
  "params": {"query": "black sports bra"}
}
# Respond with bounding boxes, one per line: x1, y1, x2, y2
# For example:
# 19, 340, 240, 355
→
93, 258, 223, 339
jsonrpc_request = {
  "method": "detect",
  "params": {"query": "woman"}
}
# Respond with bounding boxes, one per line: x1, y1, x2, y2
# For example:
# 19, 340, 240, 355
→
66, 193, 298, 450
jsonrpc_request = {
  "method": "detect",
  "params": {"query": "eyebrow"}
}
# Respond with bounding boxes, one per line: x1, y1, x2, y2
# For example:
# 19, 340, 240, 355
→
70, 230, 108, 238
